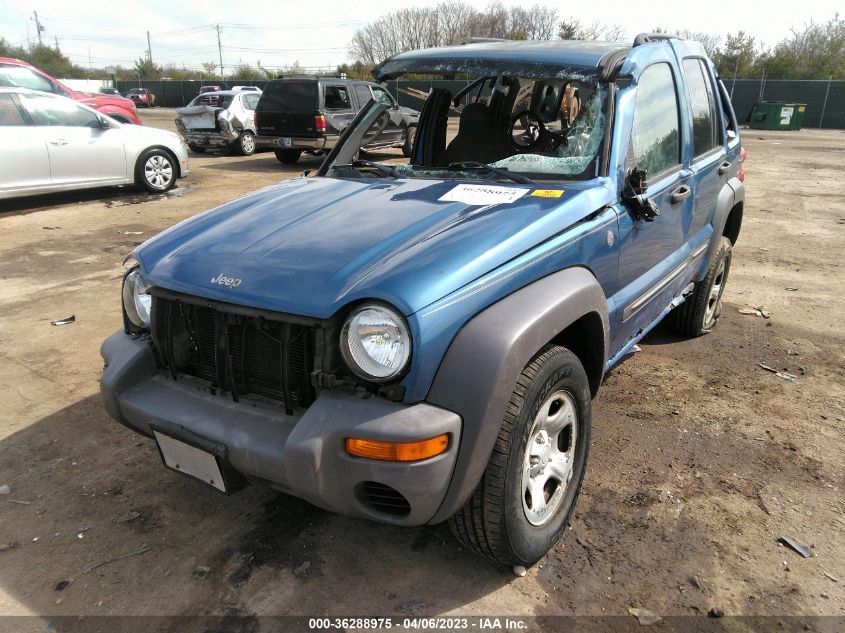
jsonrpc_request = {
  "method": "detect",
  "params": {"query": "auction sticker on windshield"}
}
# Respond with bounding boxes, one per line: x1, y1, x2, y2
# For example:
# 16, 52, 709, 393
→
439, 184, 528, 206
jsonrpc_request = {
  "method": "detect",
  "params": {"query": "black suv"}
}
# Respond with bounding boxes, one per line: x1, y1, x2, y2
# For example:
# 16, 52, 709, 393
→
255, 77, 419, 164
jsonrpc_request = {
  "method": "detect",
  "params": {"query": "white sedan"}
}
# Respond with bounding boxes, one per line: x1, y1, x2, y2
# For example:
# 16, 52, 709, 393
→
0, 87, 189, 200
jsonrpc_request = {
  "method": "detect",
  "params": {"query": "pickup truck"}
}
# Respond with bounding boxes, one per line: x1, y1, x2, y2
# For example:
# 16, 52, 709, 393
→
254, 77, 419, 164
101, 34, 745, 568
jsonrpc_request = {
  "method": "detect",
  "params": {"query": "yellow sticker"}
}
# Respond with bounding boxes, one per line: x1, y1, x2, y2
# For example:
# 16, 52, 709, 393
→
531, 189, 564, 198
798, 106, 806, 112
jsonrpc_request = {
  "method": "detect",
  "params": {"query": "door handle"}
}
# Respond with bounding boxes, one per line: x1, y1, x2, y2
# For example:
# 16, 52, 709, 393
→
49, 138, 68, 146
718, 160, 732, 175
670, 185, 691, 204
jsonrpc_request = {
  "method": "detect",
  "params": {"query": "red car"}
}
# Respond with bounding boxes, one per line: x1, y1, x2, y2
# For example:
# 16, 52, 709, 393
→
126, 88, 156, 108
0, 58, 141, 124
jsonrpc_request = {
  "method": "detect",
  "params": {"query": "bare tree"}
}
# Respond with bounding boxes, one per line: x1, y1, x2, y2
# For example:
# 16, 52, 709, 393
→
558, 18, 625, 41
350, 1, 559, 64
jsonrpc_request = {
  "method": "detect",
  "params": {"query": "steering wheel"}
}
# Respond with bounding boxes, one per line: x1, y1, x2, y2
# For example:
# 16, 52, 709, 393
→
508, 110, 563, 152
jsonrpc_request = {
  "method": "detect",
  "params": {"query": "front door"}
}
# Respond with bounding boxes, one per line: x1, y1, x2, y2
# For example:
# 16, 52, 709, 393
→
613, 61, 693, 352
18, 92, 126, 186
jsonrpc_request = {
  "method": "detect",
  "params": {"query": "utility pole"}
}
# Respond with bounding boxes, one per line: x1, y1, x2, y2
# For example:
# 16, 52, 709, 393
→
216, 24, 224, 79
54, 36, 59, 50
146, 30, 152, 63
32, 10, 44, 45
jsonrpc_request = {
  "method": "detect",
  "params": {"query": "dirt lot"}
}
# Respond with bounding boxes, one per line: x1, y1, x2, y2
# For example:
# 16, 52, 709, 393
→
0, 109, 842, 629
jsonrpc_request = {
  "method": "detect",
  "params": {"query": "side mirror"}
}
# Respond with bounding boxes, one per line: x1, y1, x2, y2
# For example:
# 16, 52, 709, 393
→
98, 115, 114, 128
622, 167, 660, 222
626, 167, 648, 195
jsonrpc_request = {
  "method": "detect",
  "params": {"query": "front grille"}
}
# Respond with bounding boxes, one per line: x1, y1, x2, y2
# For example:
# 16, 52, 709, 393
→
151, 295, 317, 414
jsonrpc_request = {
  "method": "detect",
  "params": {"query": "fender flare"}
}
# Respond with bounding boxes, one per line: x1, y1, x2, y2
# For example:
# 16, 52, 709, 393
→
425, 266, 609, 523
704, 177, 744, 269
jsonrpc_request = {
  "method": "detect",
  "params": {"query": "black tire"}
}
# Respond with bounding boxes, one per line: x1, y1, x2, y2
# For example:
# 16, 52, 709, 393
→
187, 144, 206, 154
449, 345, 591, 567
237, 131, 256, 156
275, 149, 302, 164
135, 148, 177, 194
668, 236, 733, 337
402, 126, 417, 158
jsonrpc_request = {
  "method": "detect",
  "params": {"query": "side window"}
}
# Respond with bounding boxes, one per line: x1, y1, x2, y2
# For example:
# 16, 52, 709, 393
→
19, 93, 100, 127
0, 94, 27, 125
371, 87, 395, 107
0, 65, 57, 93
682, 58, 719, 157
243, 94, 258, 110
631, 63, 681, 177
716, 78, 738, 141
354, 85, 372, 107
324, 86, 351, 110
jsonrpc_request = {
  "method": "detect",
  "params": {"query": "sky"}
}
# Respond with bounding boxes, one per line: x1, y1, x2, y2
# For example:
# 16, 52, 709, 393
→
1, 0, 841, 74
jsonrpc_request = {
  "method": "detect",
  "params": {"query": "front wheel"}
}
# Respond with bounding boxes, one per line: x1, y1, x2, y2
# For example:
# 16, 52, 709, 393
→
275, 149, 302, 164
402, 126, 416, 158
136, 149, 177, 193
668, 236, 733, 336
237, 131, 256, 156
449, 345, 591, 566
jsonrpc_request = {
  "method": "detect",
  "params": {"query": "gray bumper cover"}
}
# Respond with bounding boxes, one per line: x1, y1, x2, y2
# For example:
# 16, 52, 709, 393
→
100, 331, 461, 525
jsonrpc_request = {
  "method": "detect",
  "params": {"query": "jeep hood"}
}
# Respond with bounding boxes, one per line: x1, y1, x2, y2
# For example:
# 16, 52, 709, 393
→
134, 176, 613, 318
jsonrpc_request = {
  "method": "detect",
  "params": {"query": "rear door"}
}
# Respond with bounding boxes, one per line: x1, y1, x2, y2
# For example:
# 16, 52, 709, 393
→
614, 61, 694, 351
0, 93, 51, 195
255, 80, 319, 136
321, 84, 356, 135
678, 56, 726, 243
18, 92, 126, 186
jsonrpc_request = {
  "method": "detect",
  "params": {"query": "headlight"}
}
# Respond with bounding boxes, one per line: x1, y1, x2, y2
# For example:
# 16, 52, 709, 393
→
122, 267, 151, 330
340, 304, 411, 381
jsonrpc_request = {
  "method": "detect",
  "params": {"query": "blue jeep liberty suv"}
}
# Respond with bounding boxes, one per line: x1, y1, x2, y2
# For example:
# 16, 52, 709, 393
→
101, 34, 745, 567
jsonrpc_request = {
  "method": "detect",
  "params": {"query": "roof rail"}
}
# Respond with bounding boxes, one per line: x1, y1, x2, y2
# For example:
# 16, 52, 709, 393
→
632, 33, 677, 47
457, 36, 510, 45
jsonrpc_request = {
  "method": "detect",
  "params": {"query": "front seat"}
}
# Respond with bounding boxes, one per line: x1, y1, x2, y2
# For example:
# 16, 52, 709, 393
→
439, 103, 511, 166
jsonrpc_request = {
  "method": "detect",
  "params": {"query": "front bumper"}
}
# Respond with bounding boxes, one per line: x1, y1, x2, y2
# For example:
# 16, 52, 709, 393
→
255, 135, 338, 151
100, 331, 461, 525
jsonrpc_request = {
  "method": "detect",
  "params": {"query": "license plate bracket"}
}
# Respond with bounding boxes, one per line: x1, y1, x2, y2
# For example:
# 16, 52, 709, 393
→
151, 423, 246, 494
275, 137, 292, 148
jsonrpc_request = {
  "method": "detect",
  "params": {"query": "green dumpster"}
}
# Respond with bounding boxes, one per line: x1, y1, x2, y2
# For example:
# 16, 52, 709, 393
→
749, 101, 807, 130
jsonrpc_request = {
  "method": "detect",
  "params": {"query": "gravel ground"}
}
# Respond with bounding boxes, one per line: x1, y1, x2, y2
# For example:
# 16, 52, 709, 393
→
0, 109, 842, 630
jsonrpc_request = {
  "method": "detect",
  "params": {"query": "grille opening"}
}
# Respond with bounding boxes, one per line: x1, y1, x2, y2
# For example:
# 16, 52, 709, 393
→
357, 481, 411, 518
151, 296, 317, 413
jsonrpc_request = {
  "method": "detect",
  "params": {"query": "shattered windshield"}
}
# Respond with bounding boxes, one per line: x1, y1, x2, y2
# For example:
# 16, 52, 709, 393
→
322, 69, 606, 183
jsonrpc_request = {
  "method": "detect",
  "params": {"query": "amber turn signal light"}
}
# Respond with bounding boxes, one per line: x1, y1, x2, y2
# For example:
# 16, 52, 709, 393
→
345, 434, 449, 462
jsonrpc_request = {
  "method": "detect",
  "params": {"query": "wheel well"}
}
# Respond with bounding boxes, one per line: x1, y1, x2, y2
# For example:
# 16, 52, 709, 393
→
722, 201, 743, 245
549, 312, 605, 397
136, 145, 182, 180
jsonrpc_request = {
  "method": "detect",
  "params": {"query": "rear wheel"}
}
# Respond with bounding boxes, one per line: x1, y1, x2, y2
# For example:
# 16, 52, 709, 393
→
136, 149, 177, 193
237, 131, 256, 156
449, 345, 591, 566
275, 149, 302, 164
668, 236, 733, 337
